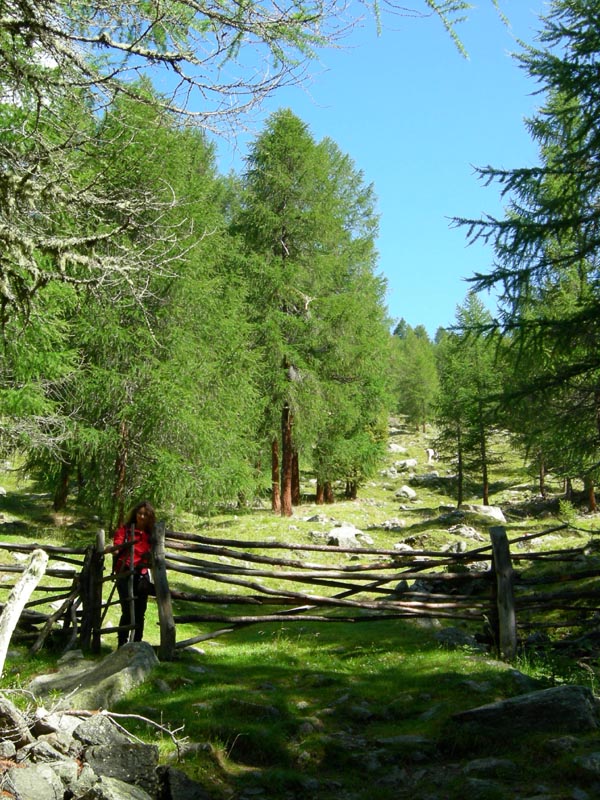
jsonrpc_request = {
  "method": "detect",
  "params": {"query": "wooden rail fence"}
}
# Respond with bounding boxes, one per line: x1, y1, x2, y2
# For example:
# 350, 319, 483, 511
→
0, 522, 598, 663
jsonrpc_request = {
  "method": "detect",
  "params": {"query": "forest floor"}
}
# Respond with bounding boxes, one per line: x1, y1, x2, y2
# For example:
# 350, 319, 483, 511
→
1, 420, 600, 799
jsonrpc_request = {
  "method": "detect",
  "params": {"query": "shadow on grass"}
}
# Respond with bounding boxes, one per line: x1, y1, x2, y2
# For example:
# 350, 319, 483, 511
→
113, 617, 542, 800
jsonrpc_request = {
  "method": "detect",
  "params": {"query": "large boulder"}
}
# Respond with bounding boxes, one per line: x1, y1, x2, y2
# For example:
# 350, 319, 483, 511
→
460, 504, 506, 524
28, 642, 159, 710
449, 685, 599, 745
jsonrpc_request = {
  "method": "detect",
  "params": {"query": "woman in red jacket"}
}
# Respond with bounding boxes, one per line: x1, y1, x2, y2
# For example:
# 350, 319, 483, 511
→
113, 501, 155, 647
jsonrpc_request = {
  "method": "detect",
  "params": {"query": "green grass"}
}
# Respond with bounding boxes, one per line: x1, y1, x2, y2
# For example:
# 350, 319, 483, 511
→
1, 422, 600, 798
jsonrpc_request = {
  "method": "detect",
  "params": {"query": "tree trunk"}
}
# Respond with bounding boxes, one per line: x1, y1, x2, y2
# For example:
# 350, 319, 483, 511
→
584, 475, 596, 512
280, 404, 293, 517
538, 453, 546, 497
271, 438, 281, 513
456, 426, 463, 508
316, 482, 324, 504
565, 476, 573, 500
480, 413, 489, 506
53, 459, 71, 511
292, 450, 300, 506
345, 480, 358, 500
324, 481, 334, 504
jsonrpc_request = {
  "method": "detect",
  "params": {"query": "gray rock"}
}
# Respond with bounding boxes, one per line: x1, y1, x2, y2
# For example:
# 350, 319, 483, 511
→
388, 443, 407, 453
84, 742, 159, 796
28, 642, 159, 710
54, 760, 99, 795
74, 714, 131, 747
396, 485, 417, 501
15, 738, 66, 763
157, 765, 214, 800
36, 729, 75, 755
327, 524, 367, 548
395, 458, 418, 470
450, 685, 599, 740
460, 504, 507, 523
32, 709, 87, 738
78, 775, 154, 799
574, 752, 600, 776
410, 471, 440, 485
463, 757, 516, 776
447, 524, 485, 540
5, 761, 64, 800
434, 627, 483, 651
379, 518, 406, 530
0, 739, 16, 758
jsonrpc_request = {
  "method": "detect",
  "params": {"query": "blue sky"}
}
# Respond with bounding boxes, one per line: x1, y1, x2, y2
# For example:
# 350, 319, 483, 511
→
215, 0, 549, 337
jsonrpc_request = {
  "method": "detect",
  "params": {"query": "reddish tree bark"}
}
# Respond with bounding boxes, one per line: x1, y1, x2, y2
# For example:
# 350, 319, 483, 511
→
292, 451, 300, 505
324, 481, 334, 504
315, 482, 324, 504
280, 404, 293, 517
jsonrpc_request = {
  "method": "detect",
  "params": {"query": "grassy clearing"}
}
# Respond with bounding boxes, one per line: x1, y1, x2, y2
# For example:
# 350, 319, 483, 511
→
0, 422, 599, 798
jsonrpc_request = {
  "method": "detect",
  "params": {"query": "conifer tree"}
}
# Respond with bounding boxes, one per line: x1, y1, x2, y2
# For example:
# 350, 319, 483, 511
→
237, 110, 389, 513
392, 323, 438, 431
456, 2, 600, 503
435, 293, 502, 506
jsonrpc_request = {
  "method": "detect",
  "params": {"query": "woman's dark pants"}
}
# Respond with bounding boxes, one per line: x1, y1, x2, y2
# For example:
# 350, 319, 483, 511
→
116, 571, 149, 647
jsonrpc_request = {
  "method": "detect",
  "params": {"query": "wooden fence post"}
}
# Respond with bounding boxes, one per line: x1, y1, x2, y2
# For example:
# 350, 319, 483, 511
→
78, 546, 93, 651
490, 525, 517, 661
152, 521, 176, 661
90, 530, 105, 654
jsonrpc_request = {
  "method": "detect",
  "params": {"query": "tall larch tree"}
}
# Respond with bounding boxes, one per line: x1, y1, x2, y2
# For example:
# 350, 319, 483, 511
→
457, 2, 600, 508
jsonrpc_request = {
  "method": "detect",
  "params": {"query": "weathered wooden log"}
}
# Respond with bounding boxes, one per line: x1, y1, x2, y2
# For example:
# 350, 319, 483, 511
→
517, 569, 600, 586
30, 588, 79, 655
25, 591, 77, 609
153, 522, 176, 661
61, 596, 80, 654
165, 529, 490, 559
0, 541, 88, 556
173, 609, 482, 624
165, 562, 483, 616
175, 628, 237, 648
490, 526, 517, 661
0, 565, 78, 578
78, 547, 94, 650
165, 554, 490, 586
165, 540, 404, 572
90, 530, 105, 653
0, 549, 48, 676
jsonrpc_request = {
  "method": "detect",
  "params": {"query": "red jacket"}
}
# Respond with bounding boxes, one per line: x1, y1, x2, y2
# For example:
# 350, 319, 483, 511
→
113, 525, 152, 574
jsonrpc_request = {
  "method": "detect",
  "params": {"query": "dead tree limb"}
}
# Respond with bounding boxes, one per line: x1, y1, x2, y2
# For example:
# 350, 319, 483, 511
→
0, 549, 48, 676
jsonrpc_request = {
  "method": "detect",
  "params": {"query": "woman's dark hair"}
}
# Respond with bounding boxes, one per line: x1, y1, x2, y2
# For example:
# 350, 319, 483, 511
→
125, 501, 156, 530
